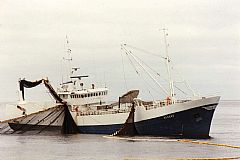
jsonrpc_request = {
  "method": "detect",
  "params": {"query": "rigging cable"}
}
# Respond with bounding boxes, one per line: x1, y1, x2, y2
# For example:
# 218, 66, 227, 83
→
124, 44, 166, 60
122, 46, 169, 96
173, 65, 199, 97
121, 49, 160, 99
125, 44, 189, 97
120, 50, 128, 91
122, 44, 191, 98
123, 49, 140, 75
121, 47, 167, 98
129, 49, 167, 80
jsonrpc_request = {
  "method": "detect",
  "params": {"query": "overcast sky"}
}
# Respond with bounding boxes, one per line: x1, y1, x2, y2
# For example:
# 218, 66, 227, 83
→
0, 0, 239, 102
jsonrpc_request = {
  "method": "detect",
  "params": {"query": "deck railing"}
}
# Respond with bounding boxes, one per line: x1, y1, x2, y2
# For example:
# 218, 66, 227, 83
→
76, 99, 191, 116
144, 99, 191, 110
77, 108, 131, 116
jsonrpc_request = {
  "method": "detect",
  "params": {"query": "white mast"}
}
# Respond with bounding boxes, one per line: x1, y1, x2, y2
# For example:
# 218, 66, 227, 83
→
64, 35, 73, 80
162, 29, 175, 103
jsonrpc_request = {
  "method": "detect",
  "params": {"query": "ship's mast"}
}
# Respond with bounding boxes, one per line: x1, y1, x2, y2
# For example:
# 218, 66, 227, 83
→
64, 35, 73, 80
62, 36, 87, 90
162, 29, 175, 103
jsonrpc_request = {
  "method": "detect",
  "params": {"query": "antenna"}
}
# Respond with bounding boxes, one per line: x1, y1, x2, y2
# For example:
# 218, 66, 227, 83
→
162, 28, 175, 103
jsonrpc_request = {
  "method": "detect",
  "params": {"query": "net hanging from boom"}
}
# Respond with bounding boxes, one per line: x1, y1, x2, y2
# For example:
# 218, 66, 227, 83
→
111, 103, 138, 136
19, 79, 43, 101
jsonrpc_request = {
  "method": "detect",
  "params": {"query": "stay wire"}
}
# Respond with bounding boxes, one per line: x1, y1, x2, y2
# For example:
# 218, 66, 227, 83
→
122, 45, 188, 98
120, 51, 128, 91
125, 44, 166, 60
123, 50, 140, 75
130, 50, 188, 97
130, 51, 167, 80
122, 49, 164, 99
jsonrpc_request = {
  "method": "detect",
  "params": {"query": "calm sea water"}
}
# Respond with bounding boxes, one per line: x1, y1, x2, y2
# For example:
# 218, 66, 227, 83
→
0, 101, 239, 160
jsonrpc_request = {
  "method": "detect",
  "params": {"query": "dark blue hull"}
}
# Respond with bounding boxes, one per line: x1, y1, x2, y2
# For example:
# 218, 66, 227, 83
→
79, 103, 217, 138
135, 104, 217, 138
79, 124, 123, 134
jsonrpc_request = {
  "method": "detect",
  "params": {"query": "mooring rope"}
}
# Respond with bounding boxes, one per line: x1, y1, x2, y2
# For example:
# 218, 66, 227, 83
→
103, 136, 240, 149
178, 139, 240, 149
123, 157, 240, 160
103, 136, 177, 142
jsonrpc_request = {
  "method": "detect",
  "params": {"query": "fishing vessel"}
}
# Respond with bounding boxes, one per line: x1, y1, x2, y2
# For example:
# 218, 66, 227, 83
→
8, 32, 220, 138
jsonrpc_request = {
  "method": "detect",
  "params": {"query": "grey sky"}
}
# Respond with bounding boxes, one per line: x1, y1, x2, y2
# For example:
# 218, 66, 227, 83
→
0, 0, 239, 102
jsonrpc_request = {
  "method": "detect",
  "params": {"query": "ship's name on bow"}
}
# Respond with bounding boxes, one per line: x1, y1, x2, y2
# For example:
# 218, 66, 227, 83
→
164, 114, 174, 119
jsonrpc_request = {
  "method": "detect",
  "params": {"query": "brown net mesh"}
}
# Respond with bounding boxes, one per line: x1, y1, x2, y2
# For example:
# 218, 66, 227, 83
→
112, 104, 138, 136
